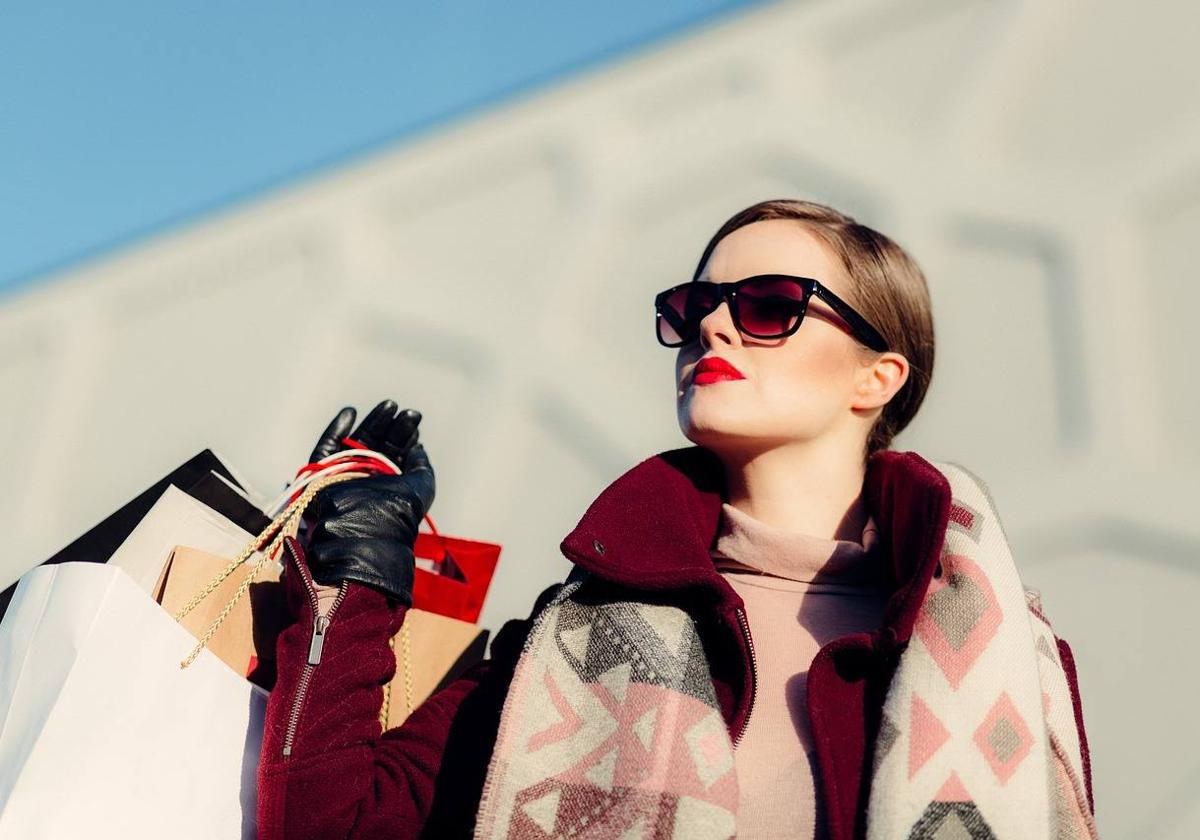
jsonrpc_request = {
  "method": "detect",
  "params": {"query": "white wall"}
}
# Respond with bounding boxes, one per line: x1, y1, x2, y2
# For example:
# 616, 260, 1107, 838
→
2, 2, 1196, 835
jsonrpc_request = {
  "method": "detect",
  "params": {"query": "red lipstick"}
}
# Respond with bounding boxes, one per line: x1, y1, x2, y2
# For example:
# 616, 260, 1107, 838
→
692, 356, 746, 386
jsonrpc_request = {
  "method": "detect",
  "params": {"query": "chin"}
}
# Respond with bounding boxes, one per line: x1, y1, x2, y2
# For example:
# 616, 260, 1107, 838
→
680, 413, 769, 452
680, 389, 761, 429
681, 403, 821, 455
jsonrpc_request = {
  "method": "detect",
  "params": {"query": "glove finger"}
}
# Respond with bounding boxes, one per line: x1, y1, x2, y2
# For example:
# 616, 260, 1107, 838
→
383, 409, 421, 460
309, 406, 356, 463
400, 443, 435, 516
351, 399, 398, 448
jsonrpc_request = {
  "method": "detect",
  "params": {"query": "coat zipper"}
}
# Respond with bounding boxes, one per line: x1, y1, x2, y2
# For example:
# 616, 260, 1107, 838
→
282, 542, 348, 759
731, 605, 758, 748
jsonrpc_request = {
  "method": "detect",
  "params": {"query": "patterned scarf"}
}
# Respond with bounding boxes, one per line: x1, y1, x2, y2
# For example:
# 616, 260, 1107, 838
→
473, 462, 1097, 839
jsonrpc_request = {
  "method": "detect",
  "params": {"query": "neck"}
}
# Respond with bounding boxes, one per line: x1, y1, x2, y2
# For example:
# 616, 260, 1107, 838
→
716, 438, 868, 541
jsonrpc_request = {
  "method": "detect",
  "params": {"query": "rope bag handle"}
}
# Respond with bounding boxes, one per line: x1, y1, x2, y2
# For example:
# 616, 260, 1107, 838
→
177, 439, 398, 668
175, 470, 367, 669
177, 440, 420, 725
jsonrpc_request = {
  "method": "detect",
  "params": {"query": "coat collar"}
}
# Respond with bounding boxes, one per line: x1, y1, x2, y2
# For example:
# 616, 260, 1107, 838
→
559, 444, 952, 645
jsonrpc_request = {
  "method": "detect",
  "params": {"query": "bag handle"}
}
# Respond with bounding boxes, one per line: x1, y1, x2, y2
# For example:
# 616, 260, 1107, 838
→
176, 442, 429, 703
179, 463, 416, 727
178, 443, 400, 669
268, 439, 441, 530
176, 470, 368, 669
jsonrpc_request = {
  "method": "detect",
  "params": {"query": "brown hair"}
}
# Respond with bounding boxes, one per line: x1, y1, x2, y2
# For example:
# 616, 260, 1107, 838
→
691, 198, 935, 460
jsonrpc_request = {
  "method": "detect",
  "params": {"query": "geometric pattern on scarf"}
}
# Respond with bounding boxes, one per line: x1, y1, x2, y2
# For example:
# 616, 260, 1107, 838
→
475, 458, 1098, 839
865, 461, 1099, 840
474, 578, 738, 839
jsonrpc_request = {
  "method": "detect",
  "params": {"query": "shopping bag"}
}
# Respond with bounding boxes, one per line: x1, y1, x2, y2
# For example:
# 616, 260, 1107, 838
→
110, 484, 260, 597
0, 563, 265, 838
412, 517, 501, 624
156, 541, 489, 714
209, 446, 498, 723
383, 607, 489, 729
97, 453, 490, 711
156, 545, 288, 690
0, 449, 270, 624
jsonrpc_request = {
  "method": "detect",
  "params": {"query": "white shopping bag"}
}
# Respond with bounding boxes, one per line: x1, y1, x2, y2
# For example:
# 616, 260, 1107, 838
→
109, 484, 257, 596
0, 562, 266, 839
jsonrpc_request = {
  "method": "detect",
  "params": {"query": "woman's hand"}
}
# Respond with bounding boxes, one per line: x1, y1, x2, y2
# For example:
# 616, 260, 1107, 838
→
309, 399, 422, 464
302, 401, 435, 606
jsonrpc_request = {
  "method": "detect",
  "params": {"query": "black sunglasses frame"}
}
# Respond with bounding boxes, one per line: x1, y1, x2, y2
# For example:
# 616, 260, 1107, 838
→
654, 274, 890, 352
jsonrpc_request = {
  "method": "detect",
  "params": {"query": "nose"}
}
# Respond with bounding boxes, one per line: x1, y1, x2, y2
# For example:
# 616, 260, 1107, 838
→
697, 300, 740, 350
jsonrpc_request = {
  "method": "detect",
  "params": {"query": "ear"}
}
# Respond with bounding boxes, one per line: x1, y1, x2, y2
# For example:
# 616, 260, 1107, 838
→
852, 352, 909, 411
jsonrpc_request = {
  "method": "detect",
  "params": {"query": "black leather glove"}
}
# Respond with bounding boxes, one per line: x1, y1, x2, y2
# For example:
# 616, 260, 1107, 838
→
302, 401, 435, 605
308, 398, 422, 464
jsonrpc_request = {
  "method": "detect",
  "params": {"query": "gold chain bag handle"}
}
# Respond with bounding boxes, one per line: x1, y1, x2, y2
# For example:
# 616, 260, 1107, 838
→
175, 471, 367, 669
174, 464, 415, 732
379, 621, 415, 729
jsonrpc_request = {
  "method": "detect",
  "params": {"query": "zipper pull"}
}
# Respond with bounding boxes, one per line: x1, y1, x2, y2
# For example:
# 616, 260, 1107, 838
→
308, 615, 331, 665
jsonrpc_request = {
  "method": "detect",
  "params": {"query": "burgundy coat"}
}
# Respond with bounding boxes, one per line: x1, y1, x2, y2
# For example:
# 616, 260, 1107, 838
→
257, 445, 1094, 839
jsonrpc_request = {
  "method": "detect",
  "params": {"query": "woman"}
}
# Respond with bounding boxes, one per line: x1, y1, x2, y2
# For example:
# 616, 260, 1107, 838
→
256, 199, 1096, 839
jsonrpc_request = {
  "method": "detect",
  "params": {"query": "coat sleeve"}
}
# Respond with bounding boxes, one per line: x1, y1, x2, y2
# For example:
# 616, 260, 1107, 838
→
257, 536, 558, 840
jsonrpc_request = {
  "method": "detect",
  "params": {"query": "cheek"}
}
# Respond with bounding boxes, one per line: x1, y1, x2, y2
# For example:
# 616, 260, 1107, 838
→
758, 339, 851, 404
742, 347, 859, 439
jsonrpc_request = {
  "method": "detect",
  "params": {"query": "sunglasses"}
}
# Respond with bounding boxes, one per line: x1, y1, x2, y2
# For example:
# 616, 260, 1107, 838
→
654, 274, 890, 352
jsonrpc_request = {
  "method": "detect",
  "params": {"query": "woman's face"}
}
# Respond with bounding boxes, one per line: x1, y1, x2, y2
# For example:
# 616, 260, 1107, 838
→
675, 219, 895, 457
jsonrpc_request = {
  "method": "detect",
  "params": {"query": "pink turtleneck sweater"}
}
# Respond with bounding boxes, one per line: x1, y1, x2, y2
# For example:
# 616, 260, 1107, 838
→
711, 503, 890, 840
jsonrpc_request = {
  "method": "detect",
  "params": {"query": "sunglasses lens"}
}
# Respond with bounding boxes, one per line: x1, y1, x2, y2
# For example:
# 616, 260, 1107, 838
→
656, 278, 808, 344
737, 277, 806, 337
657, 284, 720, 345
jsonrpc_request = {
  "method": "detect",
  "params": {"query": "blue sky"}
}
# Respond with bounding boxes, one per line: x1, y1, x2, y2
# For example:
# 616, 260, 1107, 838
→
0, 2, 764, 296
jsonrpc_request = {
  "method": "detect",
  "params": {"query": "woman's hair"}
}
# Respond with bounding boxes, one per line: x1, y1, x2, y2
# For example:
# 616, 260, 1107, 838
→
691, 198, 935, 459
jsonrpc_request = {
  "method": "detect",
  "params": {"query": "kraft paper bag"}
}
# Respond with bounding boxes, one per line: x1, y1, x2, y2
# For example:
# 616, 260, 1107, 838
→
156, 544, 487, 714
385, 608, 489, 730
0, 563, 265, 839
155, 545, 287, 688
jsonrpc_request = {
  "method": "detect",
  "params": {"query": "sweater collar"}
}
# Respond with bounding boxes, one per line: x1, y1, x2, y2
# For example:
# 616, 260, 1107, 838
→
711, 503, 885, 586
558, 444, 952, 644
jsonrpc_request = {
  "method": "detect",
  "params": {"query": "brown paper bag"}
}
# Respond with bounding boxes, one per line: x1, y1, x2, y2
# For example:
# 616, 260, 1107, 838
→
385, 609, 489, 729
156, 546, 286, 687
157, 545, 489, 719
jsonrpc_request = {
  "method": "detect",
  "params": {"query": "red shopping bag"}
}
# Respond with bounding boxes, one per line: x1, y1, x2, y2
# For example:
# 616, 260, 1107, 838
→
412, 515, 500, 624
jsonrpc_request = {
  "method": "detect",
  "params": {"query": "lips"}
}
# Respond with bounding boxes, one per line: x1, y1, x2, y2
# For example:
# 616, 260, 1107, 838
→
691, 356, 745, 386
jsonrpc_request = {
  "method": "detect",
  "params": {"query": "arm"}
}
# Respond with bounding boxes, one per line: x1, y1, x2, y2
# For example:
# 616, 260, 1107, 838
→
258, 536, 548, 840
